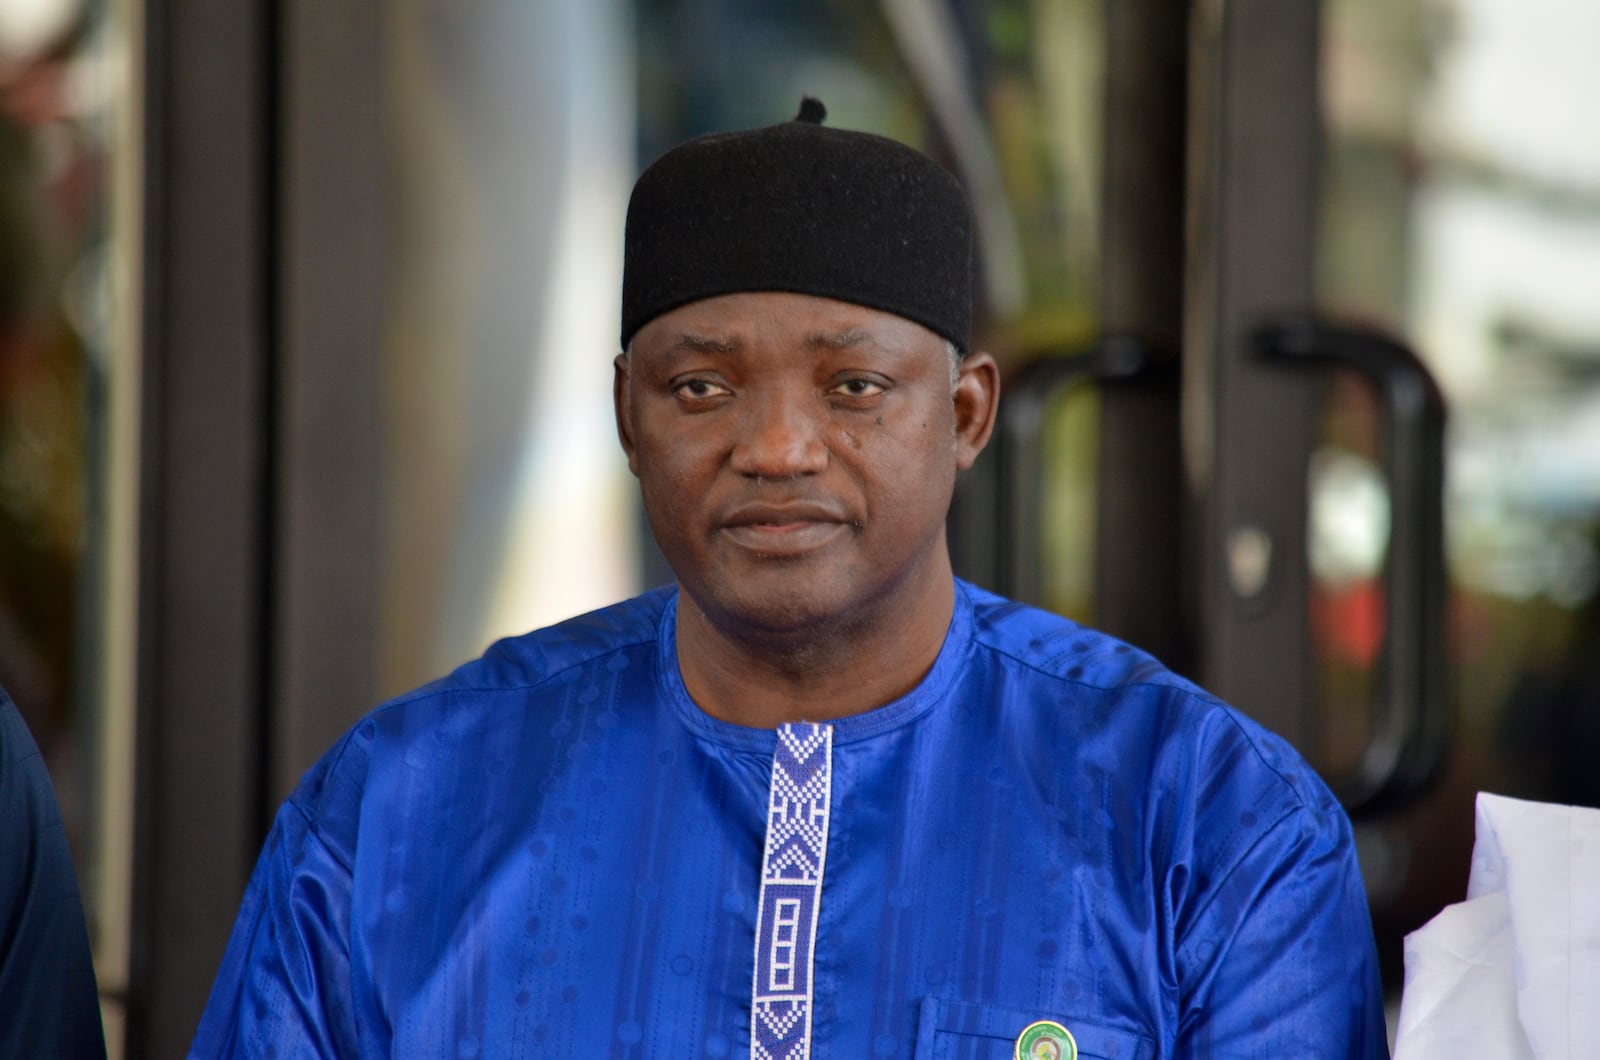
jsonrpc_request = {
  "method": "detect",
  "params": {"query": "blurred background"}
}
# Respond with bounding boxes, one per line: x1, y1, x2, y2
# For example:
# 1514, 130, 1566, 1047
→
2, 0, 1597, 1055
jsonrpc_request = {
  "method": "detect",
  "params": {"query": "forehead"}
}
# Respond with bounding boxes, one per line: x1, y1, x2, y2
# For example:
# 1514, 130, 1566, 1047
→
631, 291, 944, 358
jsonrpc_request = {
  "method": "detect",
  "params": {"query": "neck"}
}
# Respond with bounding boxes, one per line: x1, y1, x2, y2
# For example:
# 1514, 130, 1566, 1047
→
674, 573, 957, 729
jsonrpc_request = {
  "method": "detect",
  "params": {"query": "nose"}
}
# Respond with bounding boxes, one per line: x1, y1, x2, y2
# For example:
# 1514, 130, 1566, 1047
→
728, 388, 829, 479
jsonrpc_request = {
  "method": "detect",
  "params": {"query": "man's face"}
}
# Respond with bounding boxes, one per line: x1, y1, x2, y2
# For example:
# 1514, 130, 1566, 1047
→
616, 291, 997, 644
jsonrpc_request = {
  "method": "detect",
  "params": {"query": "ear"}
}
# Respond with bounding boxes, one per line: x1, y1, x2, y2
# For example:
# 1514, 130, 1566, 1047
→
613, 353, 641, 477
952, 351, 999, 471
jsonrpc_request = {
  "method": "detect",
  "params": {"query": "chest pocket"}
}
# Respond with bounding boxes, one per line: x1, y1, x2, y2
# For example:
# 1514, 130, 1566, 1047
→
913, 997, 1155, 1060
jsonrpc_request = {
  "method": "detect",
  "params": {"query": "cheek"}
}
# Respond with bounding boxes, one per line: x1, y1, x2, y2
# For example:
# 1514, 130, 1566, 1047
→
633, 436, 721, 539
636, 476, 701, 564
861, 435, 956, 515
637, 455, 696, 511
635, 418, 715, 481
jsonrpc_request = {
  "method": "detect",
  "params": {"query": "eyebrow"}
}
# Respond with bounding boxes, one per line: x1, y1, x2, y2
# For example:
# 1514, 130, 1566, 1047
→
806, 327, 879, 351
665, 327, 884, 355
670, 333, 741, 354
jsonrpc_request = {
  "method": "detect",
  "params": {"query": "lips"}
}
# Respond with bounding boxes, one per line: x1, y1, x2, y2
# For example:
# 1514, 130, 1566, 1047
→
717, 500, 853, 556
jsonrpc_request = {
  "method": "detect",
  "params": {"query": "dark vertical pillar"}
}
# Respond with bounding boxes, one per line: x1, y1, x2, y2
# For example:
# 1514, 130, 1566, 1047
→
272, 1, 386, 804
1184, 0, 1323, 748
130, 3, 272, 1056
1095, 0, 1192, 673
130, 4, 388, 1054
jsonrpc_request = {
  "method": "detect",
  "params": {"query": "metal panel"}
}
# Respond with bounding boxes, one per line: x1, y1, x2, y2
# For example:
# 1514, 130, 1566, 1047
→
271, 1, 386, 803
129, 3, 272, 1055
1184, 0, 1323, 748
1096, 0, 1192, 674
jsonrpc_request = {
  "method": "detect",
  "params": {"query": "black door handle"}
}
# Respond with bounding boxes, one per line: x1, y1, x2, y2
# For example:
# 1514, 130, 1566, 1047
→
991, 336, 1162, 598
1252, 315, 1451, 818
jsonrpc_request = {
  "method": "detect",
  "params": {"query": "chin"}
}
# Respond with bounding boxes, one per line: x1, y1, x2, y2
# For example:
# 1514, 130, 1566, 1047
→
696, 575, 867, 641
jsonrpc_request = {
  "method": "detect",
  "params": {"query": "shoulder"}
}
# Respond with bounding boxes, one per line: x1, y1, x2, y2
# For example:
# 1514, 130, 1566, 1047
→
0, 690, 105, 1058
961, 579, 1203, 697
411, 587, 671, 700
284, 589, 672, 855
1, 692, 42, 780
958, 578, 1344, 852
0, 693, 70, 851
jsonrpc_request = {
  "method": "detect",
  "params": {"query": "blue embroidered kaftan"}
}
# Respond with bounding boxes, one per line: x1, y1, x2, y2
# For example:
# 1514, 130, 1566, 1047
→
191, 581, 1387, 1058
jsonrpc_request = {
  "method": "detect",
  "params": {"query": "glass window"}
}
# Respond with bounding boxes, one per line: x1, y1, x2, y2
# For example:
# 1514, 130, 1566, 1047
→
1319, 0, 1600, 928
0, 0, 139, 1042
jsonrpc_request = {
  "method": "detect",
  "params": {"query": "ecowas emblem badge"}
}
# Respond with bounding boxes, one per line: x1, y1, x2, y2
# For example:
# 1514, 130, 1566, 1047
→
1014, 1019, 1077, 1060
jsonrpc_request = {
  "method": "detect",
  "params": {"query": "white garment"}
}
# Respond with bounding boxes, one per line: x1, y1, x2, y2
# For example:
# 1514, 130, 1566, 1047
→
1393, 792, 1600, 1059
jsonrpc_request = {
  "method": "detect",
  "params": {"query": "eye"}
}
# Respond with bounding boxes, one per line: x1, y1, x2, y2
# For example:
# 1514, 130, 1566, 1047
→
673, 378, 731, 401
828, 377, 887, 399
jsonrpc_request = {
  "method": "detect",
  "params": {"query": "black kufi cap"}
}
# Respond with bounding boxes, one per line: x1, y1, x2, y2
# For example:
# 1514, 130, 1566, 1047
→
622, 98, 973, 352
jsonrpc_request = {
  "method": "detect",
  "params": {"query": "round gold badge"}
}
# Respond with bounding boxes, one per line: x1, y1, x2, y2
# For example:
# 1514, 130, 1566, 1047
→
1014, 1019, 1077, 1060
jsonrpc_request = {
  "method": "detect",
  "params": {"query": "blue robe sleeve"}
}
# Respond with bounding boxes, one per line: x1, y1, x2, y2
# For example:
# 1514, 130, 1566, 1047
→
189, 757, 365, 1059
0, 692, 106, 1060
1169, 712, 1388, 1058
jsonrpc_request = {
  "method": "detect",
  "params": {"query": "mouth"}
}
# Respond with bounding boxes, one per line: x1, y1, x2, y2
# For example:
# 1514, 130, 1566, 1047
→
718, 502, 854, 557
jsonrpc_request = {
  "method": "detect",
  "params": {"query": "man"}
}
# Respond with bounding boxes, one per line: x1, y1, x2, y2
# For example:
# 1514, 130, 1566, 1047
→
193, 100, 1387, 1058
